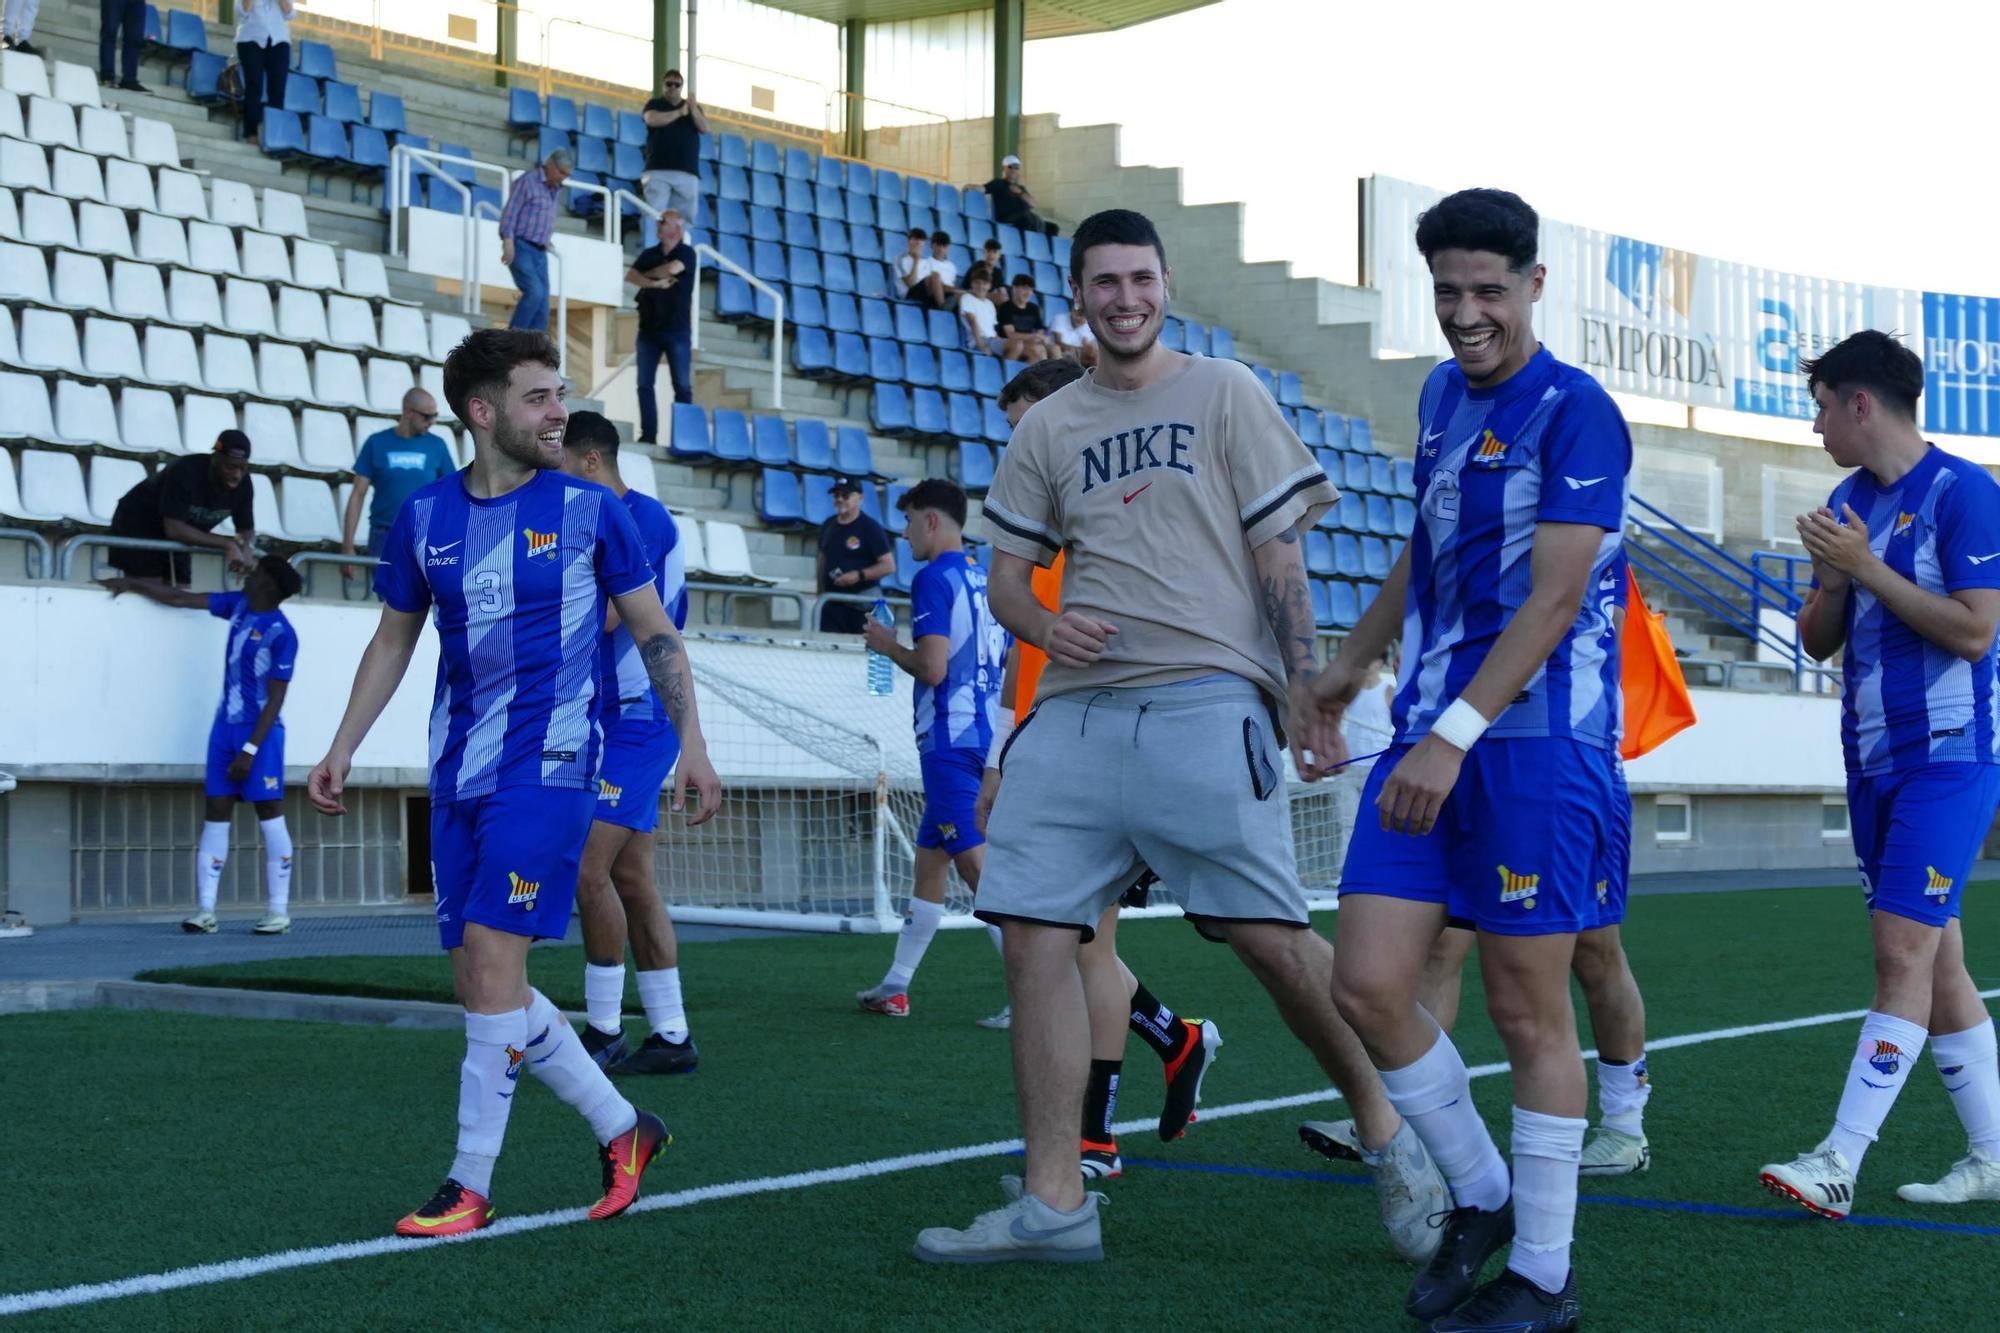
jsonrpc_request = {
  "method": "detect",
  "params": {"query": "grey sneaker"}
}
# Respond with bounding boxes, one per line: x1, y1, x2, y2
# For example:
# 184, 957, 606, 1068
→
1299, 1117, 1363, 1163
914, 1178, 1104, 1264
1578, 1126, 1650, 1176
974, 1004, 1011, 1030
181, 911, 218, 934
1362, 1120, 1450, 1264
252, 913, 291, 935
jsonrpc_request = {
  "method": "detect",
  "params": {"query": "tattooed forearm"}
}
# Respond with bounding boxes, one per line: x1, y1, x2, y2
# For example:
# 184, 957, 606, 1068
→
1254, 527, 1320, 682
639, 630, 700, 739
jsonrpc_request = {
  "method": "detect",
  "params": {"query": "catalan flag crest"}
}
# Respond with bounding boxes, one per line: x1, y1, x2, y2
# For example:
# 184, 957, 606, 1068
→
1925, 865, 1954, 897
599, 779, 623, 807
523, 526, 560, 559
1894, 511, 1916, 536
507, 870, 541, 907
1474, 430, 1508, 464
1497, 864, 1539, 907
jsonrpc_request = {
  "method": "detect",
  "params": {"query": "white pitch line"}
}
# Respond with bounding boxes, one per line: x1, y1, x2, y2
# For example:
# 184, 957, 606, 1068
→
6, 989, 1996, 1318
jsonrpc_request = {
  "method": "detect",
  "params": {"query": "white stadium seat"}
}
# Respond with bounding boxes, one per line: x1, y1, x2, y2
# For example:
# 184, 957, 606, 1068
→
110, 260, 170, 323
186, 220, 241, 275
418, 363, 452, 421
249, 472, 287, 539
0, 371, 65, 443
50, 61, 102, 110
291, 239, 339, 290
18, 450, 94, 524
103, 156, 156, 212
210, 178, 258, 230
326, 294, 376, 348
180, 394, 239, 453
261, 189, 308, 239
200, 334, 261, 397
254, 341, 312, 405
50, 251, 109, 311
0, 448, 59, 522
280, 477, 341, 542
54, 379, 120, 449
0, 50, 49, 99
349, 415, 394, 456
241, 401, 304, 469
0, 187, 18, 238
0, 308, 15, 363
0, 138, 50, 192
77, 106, 127, 158
26, 96, 77, 150
0, 240, 50, 301
130, 117, 180, 168
276, 286, 329, 345
168, 268, 223, 329
675, 511, 708, 573
50, 147, 104, 203
83, 317, 146, 383
135, 212, 188, 266
240, 230, 292, 283
116, 385, 182, 453
77, 201, 134, 258
155, 168, 208, 220
0, 89, 19, 139
622, 456, 660, 500
142, 325, 202, 387
223, 278, 277, 337
312, 350, 368, 408
428, 313, 472, 361
17, 307, 84, 375
379, 303, 429, 359
89, 456, 147, 524
364, 357, 414, 413
302, 409, 357, 469
341, 250, 391, 299
701, 520, 774, 583
20, 191, 75, 248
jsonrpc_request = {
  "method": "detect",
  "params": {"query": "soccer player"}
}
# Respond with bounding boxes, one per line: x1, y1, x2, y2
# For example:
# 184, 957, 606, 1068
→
914, 208, 1446, 1266
978, 358, 1223, 1180
1316, 188, 1629, 1331
1758, 330, 2000, 1215
307, 329, 722, 1238
556, 411, 698, 1075
854, 478, 1007, 1018
101, 555, 304, 935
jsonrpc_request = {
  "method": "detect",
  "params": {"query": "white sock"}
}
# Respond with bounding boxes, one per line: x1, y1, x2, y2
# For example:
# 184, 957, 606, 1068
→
584, 962, 626, 1036
1377, 1029, 1511, 1212
258, 816, 292, 917
1506, 1106, 1585, 1294
1596, 1054, 1650, 1137
196, 821, 230, 913
1827, 1010, 1928, 1170
882, 898, 945, 991
450, 1008, 527, 1196
523, 989, 638, 1143
636, 967, 688, 1042
1931, 1018, 2000, 1156
986, 924, 1004, 957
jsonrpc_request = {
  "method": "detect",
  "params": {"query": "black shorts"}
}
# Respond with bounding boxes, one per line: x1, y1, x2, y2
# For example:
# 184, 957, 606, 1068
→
109, 543, 190, 584
819, 598, 867, 634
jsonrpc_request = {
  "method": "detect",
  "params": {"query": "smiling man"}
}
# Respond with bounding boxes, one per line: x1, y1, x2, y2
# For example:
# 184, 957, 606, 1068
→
1315, 188, 1631, 1332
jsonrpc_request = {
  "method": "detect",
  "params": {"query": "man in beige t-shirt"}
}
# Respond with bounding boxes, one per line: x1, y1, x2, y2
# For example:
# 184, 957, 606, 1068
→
913, 208, 1448, 1268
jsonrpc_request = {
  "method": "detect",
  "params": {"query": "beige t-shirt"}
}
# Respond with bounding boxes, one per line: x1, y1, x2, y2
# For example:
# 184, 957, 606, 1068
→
981, 354, 1337, 706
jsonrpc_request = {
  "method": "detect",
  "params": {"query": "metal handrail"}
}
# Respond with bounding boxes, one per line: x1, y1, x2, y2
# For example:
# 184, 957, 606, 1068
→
617, 202, 788, 411
808, 591, 913, 626
0, 527, 53, 578
1629, 493, 1802, 611
56, 534, 220, 582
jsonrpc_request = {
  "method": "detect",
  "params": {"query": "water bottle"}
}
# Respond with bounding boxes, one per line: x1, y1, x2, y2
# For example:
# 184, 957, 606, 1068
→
866, 598, 896, 696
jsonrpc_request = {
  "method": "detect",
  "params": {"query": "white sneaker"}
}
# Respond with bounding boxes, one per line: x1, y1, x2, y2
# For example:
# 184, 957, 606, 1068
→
1897, 1148, 2000, 1203
914, 1177, 1104, 1264
253, 913, 291, 935
1362, 1121, 1450, 1264
975, 1004, 1012, 1030
1759, 1141, 1856, 1219
1579, 1127, 1651, 1176
181, 912, 218, 934
1299, 1118, 1363, 1163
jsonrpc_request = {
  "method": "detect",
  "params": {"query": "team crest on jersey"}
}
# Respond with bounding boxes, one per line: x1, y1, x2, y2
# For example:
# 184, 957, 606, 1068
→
522, 527, 560, 560
1869, 1040, 1903, 1076
250, 629, 263, 641
1472, 430, 1509, 465
262, 776, 280, 791
1595, 879, 1608, 905
1925, 866, 1953, 898
937, 822, 958, 845
1497, 865, 1538, 908
503, 1044, 526, 1082
1893, 511, 1916, 537
599, 780, 623, 807
507, 870, 540, 908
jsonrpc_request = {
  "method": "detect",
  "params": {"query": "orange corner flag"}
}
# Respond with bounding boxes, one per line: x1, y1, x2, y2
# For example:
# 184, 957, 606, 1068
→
1621, 566, 1696, 760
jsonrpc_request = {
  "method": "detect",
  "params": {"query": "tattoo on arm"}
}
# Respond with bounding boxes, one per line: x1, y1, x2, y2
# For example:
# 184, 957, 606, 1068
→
1257, 529, 1319, 682
639, 630, 697, 735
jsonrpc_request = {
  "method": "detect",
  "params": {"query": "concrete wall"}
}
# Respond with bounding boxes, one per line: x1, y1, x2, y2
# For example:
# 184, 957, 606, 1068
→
1631, 792, 1853, 877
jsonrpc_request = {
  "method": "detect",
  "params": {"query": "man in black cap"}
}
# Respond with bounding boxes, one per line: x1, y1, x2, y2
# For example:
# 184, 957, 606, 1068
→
816, 475, 894, 633
107, 430, 259, 587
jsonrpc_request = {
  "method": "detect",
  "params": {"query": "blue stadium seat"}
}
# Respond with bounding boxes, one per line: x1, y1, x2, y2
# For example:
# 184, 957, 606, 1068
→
938, 350, 971, 392
535, 124, 570, 164
751, 172, 782, 210
545, 96, 578, 134
1181, 320, 1210, 357
794, 419, 835, 471
319, 80, 360, 124
858, 298, 895, 341
700, 132, 719, 162
1360, 536, 1391, 581
972, 355, 1004, 399
758, 468, 804, 526
282, 75, 319, 115
507, 88, 541, 130
782, 177, 813, 215
947, 441, 992, 494
697, 160, 715, 193
818, 220, 851, 257
346, 124, 389, 177
1344, 453, 1372, 493
1159, 318, 1184, 353
1294, 409, 1323, 447
1363, 455, 1391, 496
1033, 262, 1062, 297
1312, 580, 1335, 628
902, 344, 938, 389
981, 400, 1010, 445
750, 415, 793, 467
716, 166, 749, 202
1305, 530, 1335, 577
868, 337, 903, 383
296, 39, 336, 80
876, 198, 907, 234
562, 169, 602, 217
874, 168, 903, 202
751, 241, 786, 284
1277, 371, 1304, 408
1333, 533, 1363, 579
806, 155, 837, 191
845, 192, 875, 229
368, 92, 407, 135
871, 384, 913, 435
1350, 418, 1374, 452
576, 136, 611, 175
854, 261, 889, 301
789, 285, 826, 329
1321, 411, 1350, 448
187, 50, 228, 104
1392, 498, 1415, 537
911, 388, 948, 436
926, 308, 960, 350
1330, 581, 1360, 629
1247, 365, 1276, 400
823, 292, 860, 335
1393, 459, 1416, 497
1022, 228, 1051, 264
821, 255, 856, 295
163, 8, 206, 52
144, 4, 161, 43
711, 410, 753, 466
748, 204, 781, 242
904, 176, 933, 209
791, 326, 834, 377
259, 109, 306, 160
894, 303, 927, 344
859, 482, 885, 525
583, 103, 615, 141
618, 111, 646, 146
809, 183, 840, 221
883, 481, 911, 534
963, 185, 991, 221
836, 425, 882, 478
1365, 494, 1394, 536
800, 471, 836, 526
1358, 582, 1379, 616
614, 142, 644, 180
884, 538, 918, 595
844, 160, 874, 195
787, 247, 821, 289
948, 393, 982, 441
1336, 492, 1366, 532
906, 204, 936, 236
717, 133, 748, 168
995, 222, 1023, 256
747, 139, 778, 175
782, 146, 813, 180
832, 331, 868, 378
669, 404, 712, 460
716, 273, 775, 322
714, 197, 750, 236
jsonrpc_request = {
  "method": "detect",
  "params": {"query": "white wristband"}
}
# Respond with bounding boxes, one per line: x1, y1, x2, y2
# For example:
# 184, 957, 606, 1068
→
1429, 699, 1489, 751
239, 741, 259, 756
985, 707, 1016, 771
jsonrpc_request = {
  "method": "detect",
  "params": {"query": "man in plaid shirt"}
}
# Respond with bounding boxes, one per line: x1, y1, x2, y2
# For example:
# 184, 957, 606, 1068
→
499, 148, 574, 332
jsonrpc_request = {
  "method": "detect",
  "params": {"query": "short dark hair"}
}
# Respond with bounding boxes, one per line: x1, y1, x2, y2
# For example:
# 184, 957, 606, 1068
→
983, 238, 1003, 251
998, 359, 1084, 410
1068, 208, 1167, 284
897, 477, 967, 528
442, 328, 561, 424
1414, 188, 1539, 272
257, 554, 303, 601
1803, 330, 1924, 421
563, 409, 620, 460
965, 263, 993, 286
908, 227, 929, 241
931, 230, 951, 246
1010, 273, 1035, 289
662, 68, 683, 81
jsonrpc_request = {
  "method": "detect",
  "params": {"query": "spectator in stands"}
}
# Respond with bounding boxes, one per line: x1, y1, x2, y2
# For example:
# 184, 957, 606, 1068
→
928, 231, 960, 301
981, 237, 1006, 282
2, 0, 43, 57
1051, 301, 1098, 368
234, 0, 294, 150
627, 210, 697, 444
984, 154, 1058, 237
107, 431, 258, 587
98, 0, 148, 91
996, 274, 1053, 362
895, 228, 939, 307
641, 68, 708, 226
816, 476, 894, 634
499, 148, 573, 333
956, 265, 1005, 358
340, 388, 456, 589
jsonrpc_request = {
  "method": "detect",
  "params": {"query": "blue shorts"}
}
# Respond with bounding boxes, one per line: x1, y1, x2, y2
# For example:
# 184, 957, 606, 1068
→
432, 785, 597, 950
594, 715, 681, 834
1589, 760, 1633, 929
917, 746, 985, 855
1848, 762, 2000, 927
205, 719, 285, 801
1339, 737, 1624, 936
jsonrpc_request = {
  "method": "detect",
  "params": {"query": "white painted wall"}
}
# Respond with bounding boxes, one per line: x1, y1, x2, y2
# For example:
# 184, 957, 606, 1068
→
404, 209, 628, 309
1623, 687, 1845, 793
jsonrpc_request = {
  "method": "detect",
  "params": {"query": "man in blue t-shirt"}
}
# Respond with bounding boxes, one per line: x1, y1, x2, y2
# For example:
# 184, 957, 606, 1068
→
555, 412, 699, 1078
340, 387, 457, 589
1757, 331, 2000, 1219
854, 478, 1009, 1017
307, 329, 721, 1240
101, 555, 304, 936
1314, 189, 1629, 1331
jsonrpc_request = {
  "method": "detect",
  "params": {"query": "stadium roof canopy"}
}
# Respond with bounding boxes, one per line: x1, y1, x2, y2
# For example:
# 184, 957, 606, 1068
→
748, 0, 1219, 40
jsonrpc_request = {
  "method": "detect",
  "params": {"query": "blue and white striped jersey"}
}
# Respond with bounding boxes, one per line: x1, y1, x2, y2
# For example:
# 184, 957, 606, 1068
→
1827, 447, 2000, 775
601, 489, 689, 727
909, 550, 1009, 755
375, 470, 654, 803
206, 591, 296, 724
1396, 348, 1631, 750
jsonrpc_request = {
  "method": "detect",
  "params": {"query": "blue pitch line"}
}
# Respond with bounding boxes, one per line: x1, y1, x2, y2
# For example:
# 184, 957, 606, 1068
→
1114, 1156, 2000, 1239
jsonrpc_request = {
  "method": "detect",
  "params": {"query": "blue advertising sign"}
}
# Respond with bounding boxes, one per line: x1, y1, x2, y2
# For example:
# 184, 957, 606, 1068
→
1922, 293, 2000, 437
